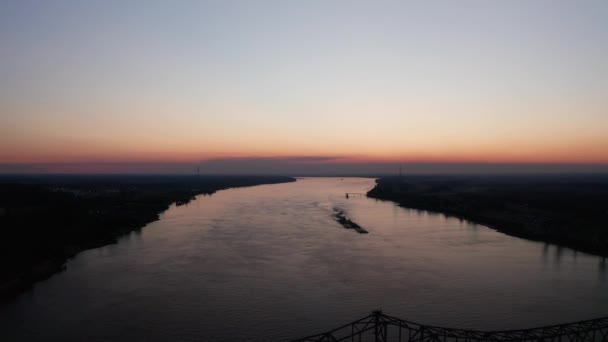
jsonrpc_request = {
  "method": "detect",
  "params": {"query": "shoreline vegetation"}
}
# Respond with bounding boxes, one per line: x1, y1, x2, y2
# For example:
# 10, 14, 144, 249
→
0, 175, 295, 303
367, 175, 608, 258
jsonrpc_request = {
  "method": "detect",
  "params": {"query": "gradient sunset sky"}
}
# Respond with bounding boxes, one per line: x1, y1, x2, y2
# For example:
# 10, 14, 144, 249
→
1, 0, 607, 174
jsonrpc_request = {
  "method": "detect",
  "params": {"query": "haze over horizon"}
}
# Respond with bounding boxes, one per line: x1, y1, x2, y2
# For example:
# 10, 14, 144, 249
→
2, 0, 607, 174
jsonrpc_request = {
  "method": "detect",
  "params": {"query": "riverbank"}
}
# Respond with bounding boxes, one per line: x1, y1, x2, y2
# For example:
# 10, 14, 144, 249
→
367, 175, 608, 258
0, 175, 295, 302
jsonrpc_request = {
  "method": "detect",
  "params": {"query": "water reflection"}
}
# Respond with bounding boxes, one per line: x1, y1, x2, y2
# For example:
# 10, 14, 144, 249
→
0, 178, 606, 342
542, 243, 550, 260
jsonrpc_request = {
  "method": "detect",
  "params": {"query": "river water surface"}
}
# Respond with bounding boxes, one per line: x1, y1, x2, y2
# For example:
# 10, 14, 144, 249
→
1, 178, 607, 341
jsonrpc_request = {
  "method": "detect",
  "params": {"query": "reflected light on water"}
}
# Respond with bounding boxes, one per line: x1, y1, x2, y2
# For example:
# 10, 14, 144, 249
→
0, 178, 606, 341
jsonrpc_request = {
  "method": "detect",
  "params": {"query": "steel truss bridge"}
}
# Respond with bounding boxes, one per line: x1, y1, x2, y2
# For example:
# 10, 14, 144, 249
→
290, 311, 608, 342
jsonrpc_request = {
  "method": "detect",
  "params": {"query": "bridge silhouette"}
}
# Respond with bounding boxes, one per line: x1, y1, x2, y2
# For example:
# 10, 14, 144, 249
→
290, 311, 608, 342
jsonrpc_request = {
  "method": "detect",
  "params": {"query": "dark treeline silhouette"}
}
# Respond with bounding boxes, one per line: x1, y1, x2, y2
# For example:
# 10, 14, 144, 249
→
368, 174, 608, 257
0, 174, 294, 302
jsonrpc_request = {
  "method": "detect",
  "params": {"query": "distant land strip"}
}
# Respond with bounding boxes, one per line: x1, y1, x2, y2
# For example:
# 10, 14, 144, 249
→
367, 175, 608, 258
0, 175, 295, 303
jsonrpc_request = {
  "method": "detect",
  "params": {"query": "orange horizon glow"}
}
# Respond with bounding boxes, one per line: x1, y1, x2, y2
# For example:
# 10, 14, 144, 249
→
3, 151, 608, 166
2, 1, 607, 173
3, 125, 608, 166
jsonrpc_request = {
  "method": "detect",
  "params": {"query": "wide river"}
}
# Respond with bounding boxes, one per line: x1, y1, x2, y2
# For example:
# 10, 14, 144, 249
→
1, 178, 607, 341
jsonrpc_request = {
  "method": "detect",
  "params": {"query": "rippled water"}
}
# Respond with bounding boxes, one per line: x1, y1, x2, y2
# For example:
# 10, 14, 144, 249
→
1, 178, 607, 341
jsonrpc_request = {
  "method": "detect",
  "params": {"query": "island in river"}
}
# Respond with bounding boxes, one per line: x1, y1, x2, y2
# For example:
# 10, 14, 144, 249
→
0, 174, 294, 302
367, 174, 608, 258
332, 207, 368, 234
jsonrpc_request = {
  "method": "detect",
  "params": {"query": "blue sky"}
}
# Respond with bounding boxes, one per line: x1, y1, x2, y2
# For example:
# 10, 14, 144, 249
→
1, 0, 607, 173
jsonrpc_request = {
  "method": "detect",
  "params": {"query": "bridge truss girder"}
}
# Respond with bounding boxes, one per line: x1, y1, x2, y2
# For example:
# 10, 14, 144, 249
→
290, 312, 608, 342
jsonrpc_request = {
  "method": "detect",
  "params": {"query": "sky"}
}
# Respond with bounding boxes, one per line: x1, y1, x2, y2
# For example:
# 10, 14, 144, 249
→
1, 0, 607, 174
